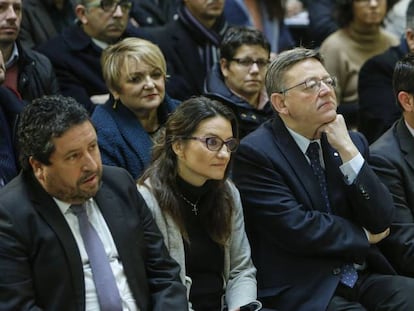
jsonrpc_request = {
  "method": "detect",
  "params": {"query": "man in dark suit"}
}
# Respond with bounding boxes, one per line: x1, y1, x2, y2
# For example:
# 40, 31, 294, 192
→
358, 0, 414, 144
232, 47, 414, 311
370, 53, 414, 278
0, 95, 188, 310
148, 0, 228, 100
37, 0, 149, 113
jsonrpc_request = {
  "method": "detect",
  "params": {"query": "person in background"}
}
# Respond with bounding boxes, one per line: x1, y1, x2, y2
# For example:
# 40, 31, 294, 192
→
223, 0, 295, 55
232, 47, 414, 311
204, 26, 273, 139
37, 0, 150, 112
0, 49, 23, 188
358, 0, 414, 144
148, 0, 228, 100
370, 53, 414, 278
0, 94, 188, 310
137, 96, 260, 311
19, 0, 76, 49
92, 37, 179, 180
0, 0, 59, 101
129, 0, 179, 27
319, 0, 398, 129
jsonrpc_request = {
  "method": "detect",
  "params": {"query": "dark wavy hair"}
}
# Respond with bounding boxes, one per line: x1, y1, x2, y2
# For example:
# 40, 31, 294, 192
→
138, 96, 238, 245
335, 0, 399, 27
17, 95, 90, 171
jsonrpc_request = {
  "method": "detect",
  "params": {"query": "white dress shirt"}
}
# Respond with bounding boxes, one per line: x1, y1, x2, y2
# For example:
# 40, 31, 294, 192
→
55, 198, 139, 311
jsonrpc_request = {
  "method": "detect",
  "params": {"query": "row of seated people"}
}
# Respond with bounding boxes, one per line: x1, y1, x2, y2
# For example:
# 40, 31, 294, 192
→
2, 1, 414, 309
4, 46, 414, 310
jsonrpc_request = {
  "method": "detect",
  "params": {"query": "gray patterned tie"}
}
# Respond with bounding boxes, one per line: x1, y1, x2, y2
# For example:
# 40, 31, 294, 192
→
71, 204, 123, 311
306, 142, 358, 288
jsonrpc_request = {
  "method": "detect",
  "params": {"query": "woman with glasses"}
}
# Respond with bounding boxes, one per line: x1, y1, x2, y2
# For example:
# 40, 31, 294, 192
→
92, 37, 179, 180
137, 96, 261, 311
319, 0, 398, 129
205, 26, 273, 139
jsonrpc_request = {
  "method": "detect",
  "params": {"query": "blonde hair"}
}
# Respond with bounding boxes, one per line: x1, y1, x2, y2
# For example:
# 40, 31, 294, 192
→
101, 37, 167, 92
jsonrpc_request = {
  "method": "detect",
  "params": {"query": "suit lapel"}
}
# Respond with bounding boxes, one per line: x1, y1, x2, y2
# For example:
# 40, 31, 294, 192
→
272, 118, 329, 212
27, 173, 85, 308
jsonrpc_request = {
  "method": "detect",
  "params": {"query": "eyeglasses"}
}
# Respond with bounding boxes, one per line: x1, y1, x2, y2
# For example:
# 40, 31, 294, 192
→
183, 136, 239, 152
86, 0, 132, 13
230, 58, 270, 69
354, 0, 385, 4
278, 76, 337, 94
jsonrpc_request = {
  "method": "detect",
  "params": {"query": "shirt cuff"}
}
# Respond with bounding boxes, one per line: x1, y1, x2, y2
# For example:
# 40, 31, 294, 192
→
339, 153, 364, 185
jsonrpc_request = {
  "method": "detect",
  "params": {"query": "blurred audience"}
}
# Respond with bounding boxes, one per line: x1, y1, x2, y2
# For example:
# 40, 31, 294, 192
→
148, 0, 228, 100
0, 0, 59, 101
92, 37, 179, 180
204, 26, 273, 139
359, 0, 414, 144
320, 0, 398, 129
130, 0, 179, 27
223, 0, 295, 54
20, 0, 76, 49
37, 0, 149, 113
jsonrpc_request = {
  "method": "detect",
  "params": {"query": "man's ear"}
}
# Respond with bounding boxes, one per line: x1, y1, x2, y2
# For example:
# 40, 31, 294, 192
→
220, 58, 229, 79
270, 92, 288, 115
75, 4, 88, 25
397, 91, 414, 112
29, 157, 45, 182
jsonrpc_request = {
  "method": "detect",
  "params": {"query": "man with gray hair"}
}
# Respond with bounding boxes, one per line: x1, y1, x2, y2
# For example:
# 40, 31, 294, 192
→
233, 47, 414, 311
358, 0, 414, 144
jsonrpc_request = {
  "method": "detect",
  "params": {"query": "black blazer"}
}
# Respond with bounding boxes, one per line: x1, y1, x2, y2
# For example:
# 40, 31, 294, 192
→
233, 116, 396, 311
370, 118, 414, 277
0, 165, 188, 310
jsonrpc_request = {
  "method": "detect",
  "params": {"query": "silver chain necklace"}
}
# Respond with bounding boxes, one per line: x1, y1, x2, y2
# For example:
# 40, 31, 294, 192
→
179, 193, 199, 215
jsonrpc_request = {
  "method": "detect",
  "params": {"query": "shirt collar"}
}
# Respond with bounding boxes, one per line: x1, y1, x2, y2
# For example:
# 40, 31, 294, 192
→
286, 126, 321, 154
5, 43, 19, 69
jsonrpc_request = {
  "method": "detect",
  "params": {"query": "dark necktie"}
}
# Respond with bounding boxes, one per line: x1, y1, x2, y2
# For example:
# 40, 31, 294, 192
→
306, 142, 331, 212
306, 142, 358, 288
71, 204, 123, 311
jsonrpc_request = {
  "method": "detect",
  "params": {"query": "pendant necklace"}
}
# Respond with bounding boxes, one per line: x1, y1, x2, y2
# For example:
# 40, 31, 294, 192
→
179, 193, 199, 215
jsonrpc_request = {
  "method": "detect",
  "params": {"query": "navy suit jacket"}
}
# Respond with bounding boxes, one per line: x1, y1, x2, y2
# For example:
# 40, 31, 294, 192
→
370, 118, 414, 277
0, 166, 188, 310
232, 116, 396, 311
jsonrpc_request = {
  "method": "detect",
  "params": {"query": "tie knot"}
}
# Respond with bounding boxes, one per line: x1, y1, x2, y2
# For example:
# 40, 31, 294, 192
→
306, 141, 320, 158
70, 204, 86, 216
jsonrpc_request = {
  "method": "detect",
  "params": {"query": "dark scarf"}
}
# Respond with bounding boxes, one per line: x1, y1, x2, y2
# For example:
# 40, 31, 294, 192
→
178, 5, 228, 72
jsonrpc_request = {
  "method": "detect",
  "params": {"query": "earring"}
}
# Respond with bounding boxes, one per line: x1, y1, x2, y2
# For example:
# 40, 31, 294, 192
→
113, 98, 119, 109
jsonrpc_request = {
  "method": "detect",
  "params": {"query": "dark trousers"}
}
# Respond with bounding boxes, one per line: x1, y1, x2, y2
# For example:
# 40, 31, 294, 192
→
327, 271, 414, 310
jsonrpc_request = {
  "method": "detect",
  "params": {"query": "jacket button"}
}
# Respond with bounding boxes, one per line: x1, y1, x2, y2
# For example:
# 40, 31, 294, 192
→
333, 267, 341, 275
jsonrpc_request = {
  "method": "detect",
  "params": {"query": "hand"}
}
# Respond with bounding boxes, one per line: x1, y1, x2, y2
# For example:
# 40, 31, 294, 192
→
317, 114, 359, 163
366, 227, 390, 244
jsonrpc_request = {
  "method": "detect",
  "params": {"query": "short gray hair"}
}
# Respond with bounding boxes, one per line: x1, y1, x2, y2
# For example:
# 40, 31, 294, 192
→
265, 47, 324, 96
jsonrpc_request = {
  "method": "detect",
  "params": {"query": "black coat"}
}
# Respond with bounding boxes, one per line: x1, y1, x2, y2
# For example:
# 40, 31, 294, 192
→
358, 37, 407, 144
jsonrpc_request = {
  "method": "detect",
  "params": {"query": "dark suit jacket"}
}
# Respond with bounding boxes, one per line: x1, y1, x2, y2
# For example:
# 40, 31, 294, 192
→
37, 24, 150, 113
0, 166, 188, 311
358, 37, 407, 144
232, 116, 396, 311
20, 0, 75, 49
370, 118, 414, 277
